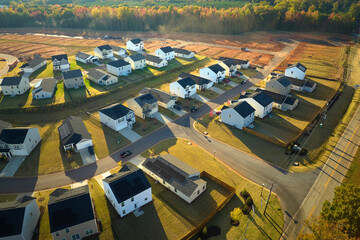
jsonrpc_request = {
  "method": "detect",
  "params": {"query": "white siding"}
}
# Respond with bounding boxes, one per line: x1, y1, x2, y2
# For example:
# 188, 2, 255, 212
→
99, 111, 135, 131
170, 82, 196, 99
285, 67, 305, 80
1, 78, 31, 96
126, 41, 144, 51
75, 139, 93, 151
219, 108, 245, 129
155, 49, 175, 61
106, 64, 132, 76
21, 199, 40, 240
199, 68, 225, 83
51, 219, 98, 240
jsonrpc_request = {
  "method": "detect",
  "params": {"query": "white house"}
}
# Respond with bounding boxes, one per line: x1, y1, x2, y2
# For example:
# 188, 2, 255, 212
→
124, 54, 146, 70
87, 69, 118, 86
110, 45, 127, 57
51, 54, 70, 71
103, 164, 152, 217
126, 38, 144, 52
0, 128, 41, 158
48, 185, 98, 240
19, 56, 46, 73
218, 57, 249, 69
173, 48, 195, 59
99, 103, 135, 131
155, 46, 175, 61
178, 72, 213, 90
265, 75, 292, 95
75, 52, 99, 64
0, 77, 31, 96
141, 154, 207, 204
218, 59, 237, 77
237, 91, 273, 118
32, 78, 57, 99
285, 63, 307, 80
145, 54, 168, 68
170, 77, 197, 99
127, 93, 158, 119
0, 195, 40, 240
199, 64, 226, 83
58, 116, 92, 151
140, 88, 177, 109
62, 69, 84, 89
219, 101, 255, 130
106, 59, 132, 76
261, 90, 299, 111
94, 45, 113, 59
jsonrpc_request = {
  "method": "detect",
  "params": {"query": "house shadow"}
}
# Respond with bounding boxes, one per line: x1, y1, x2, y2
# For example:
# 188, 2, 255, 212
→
86, 78, 108, 93
28, 63, 48, 80
0, 89, 31, 109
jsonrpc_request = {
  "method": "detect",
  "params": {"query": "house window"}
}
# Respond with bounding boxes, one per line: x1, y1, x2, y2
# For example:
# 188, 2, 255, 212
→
29, 138, 31, 142
163, 180, 165, 184
71, 234, 80, 240
55, 232, 60, 236
145, 197, 148, 201
174, 188, 177, 193
121, 202, 125, 207
122, 210, 126, 215
131, 197, 134, 202
65, 228, 70, 233
203, 186, 205, 190
31, 212, 33, 216
198, 190, 200, 195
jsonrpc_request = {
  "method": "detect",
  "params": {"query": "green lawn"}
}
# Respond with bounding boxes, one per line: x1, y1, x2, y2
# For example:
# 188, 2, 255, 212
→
158, 107, 176, 120
345, 147, 360, 186
215, 83, 233, 91
176, 97, 203, 112
197, 89, 219, 99
132, 116, 164, 136
240, 68, 259, 78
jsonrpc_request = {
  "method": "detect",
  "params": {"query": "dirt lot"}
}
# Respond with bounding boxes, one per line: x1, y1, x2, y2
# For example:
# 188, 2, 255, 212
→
144, 39, 182, 51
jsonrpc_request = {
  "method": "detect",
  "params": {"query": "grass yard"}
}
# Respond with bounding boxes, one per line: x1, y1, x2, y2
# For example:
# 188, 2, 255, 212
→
141, 138, 284, 240
239, 68, 259, 78
215, 83, 233, 91
158, 107, 176, 120
344, 147, 360, 186
197, 89, 219, 99
176, 97, 203, 112
132, 117, 164, 136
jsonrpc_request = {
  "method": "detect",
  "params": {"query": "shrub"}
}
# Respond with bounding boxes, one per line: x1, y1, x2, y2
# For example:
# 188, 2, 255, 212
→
246, 197, 253, 206
230, 208, 242, 221
242, 205, 250, 214
241, 189, 250, 199
202, 226, 207, 236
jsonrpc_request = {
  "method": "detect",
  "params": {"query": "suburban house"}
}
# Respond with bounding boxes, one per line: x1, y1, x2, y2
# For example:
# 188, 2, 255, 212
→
265, 75, 292, 95
110, 45, 126, 57
75, 52, 99, 64
103, 164, 152, 218
145, 54, 168, 68
106, 59, 132, 76
170, 77, 197, 99
126, 38, 144, 52
218, 58, 237, 77
19, 56, 46, 73
178, 72, 213, 90
140, 88, 177, 109
155, 46, 175, 61
218, 57, 249, 69
285, 63, 307, 80
48, 186, 98, 240
87, 69, 118, 86
219, 101, 255, 129
51, 54, 70, 71
238, 91, 273, 118
260, 89, 299, 111
173, 48, 194, 59
141, 154, 207, 203
32, 78, 57, 99
99, 104, 135, 131
94, 45, 113, 59
127, 93, 158, 119
0, 128, 41, 158
199, 64, 226, 83
0, 77, 30, 96
0, 195, 40, 240
62, 69, 84, 89
124, 54, 146, 70
286, 76, 317, 93
58, 116, 92, 151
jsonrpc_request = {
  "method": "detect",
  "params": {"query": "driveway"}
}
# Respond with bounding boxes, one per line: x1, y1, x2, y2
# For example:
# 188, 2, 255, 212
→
229, 81, 238, 87
78, 148, 98, 165
0, 156, 25, 177
119, 127, 142, 142
169, 107, 187, 116
210, 86, 225, 94
154, 112, 172, 124
129, 155, 146, 167
194, 94, 209, 103
22, 72, 32, 78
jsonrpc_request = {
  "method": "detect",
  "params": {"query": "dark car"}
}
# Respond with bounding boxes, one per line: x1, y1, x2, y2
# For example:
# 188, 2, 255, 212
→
223, 78, 231, 83
88, 146, 94, 155
175, 100, 181, 105
240, 80, 247, 84
191, 106, 199, 112
120, 150, 132, 158
173, 104, 182, 110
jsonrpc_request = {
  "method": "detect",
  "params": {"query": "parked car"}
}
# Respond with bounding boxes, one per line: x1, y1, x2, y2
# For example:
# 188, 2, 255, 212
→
241, 80, 247, 84
88, 146, 94, 155
215, 111, 222, 115
120, 150, 132, 158
191, 106, 199, 112
223, 78, 231, 83
173, 104, 182, 110
175, 100, 181, 105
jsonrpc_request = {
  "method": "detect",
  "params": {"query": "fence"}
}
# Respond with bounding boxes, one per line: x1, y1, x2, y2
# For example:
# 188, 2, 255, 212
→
243, 127, 288, 147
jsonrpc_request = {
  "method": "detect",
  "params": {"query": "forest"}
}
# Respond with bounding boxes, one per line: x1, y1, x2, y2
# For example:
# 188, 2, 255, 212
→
0, 0, 359, 34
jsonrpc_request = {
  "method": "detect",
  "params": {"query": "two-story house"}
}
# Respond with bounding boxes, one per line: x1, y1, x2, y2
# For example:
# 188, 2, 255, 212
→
110, 45, 127, 57
259, 89, 299, 111
218, 57, 249, 69
62, 69, 84, 89
140, 88, 177, 109
87, 69, 118, 86
285, 62, 307, 80
178, 72, 213, 90
219, 101, 255, 130
126, 38, 144, 52
99, 103, 135, 131
124, 54, 146, 70
51, 54, 70, 71
127, 93, 158, 119
237, 91, 273, 118
170, 77, 197, 99
173, 48, 195, 59
32, 78, 57, 99
199, 64, 226, 83
75, 52, 99, 64
155, 46, 175, 61
145, 54, 168, 68
106, 59, 132, 76
265, 75, 292, 95
0, 77, 30, 96
19, 56, 47, 74
94, 45, 113, 59
218, 58, 237, 77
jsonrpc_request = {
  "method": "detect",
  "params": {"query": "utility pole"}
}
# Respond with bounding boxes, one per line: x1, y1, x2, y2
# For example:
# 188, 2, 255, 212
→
260, 183, 265, 209
213, 150, 216, 159
264, 182, 274, 215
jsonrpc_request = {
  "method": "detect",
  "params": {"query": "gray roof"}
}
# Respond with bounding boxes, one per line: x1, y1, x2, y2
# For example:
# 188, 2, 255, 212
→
76, 52, 92, 60
87, 69, 106, 81
142, 154, 206, 197
233, 101, 255, 118
99, 103, 133, 120
48, 185, 95, 233
239, 91, 273, 107
287, 76, 306, 87
173, 48, 192, 55
145, 54, 163, 64
179, 72, 210, 86
0, 196, 36, 238
218, 57, 248, 65
51, 54, 68, 62
58, 116, 91, 146
127, 54, 145, 62
177, 77, 196, 89
32, 78, 57, 94
107, 59, 130, 68
304, 80, 315, 88
62, 69, 83, 80
0, 77, 23, 86
110, 45, 125, 52
284, 96, 297, 105
208, 64, 225, 73
274, 75, 292, 87
287, 62, 307, 72
140, 88, 177, 104
159, 46, 174, 53
0, 128, 29, 144
220, 59, 236, 68
259, 89, 287, 104
129, 38, 142, 44
133, 93, 157, 108
103, 164, 151, 203
19, 57, 46, 69
96, 45, 112, 51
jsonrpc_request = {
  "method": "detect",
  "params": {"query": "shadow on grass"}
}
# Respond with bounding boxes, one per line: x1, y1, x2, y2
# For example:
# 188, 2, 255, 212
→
0, 89, 31, 109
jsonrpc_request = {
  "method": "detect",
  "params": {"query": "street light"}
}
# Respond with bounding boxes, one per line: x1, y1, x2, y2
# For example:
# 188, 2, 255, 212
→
213, 150, 216, 159
261, 183, 264, 198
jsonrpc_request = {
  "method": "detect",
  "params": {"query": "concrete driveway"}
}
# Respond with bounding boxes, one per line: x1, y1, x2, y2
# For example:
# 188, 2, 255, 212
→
169, 107, 187, 116
0, 156, 25, 177
229, 81, 238, 87
210, 86, 225, 94
119, 127, 142, 142
129, 155, 146, 167
154, 112, 172, 124
194, 94, 209, 103
78, 148, 98, 165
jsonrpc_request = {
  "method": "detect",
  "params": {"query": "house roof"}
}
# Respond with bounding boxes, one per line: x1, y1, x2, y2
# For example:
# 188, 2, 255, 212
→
145, 54, 164, 64
76, 52, 92, 60
87, 69, 107, 81
0, 196, 36, 238
239, 91, 273, 107
133, 93, 157, 107
32, 78, 57, 94
58, 116, 91, 146
96, 45, 112, 51
107, 59, 130, 68
176, 77, 196, 89
0, 77, 23, 86
103, 164, 151, 203
233, 101, 255, 118
140, 88, 176, 104
127, 54, 145, 62
304, 80, 315, 88
51, 54, 68, 62
259, 89, 286, 104
218, 57, 248, 65
287, 62, 307, 72
284, 96, 297, 105
99, 103, 133, 120
173, 48, 192, 55
286, 76, 306, 87
62, 69, 83, 80
208, 64, 225, 73
142, 154, 206, 197
48, 185, 95, 233
129, 38, 142, 44
220, 59, 236, 68
0, 128, 29, 144
19, 57, 46, 69
110, 45, 125, 52
273, 75, 292, 88
179, 72, 211, 86
159, 46, 174, 53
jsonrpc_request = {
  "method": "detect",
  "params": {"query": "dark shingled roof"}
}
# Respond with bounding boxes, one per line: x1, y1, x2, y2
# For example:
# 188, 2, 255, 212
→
76, 52, 92, 60
176, 77, 196, 89
287, 76, 306, 87
304, 80, 316, 88
107, 59, 130, 68
208, 64, 225, 73
0, 196, 36, 238
58, 116, 91, 146
274, 75, 292, 87
0, 77, 23, 86
233, 101, 255, 118
110, 45, 125, 52
173, 48, 192, 55
51, 54, 68, 62
99, 103, 133, 120
127, 54, 145, 62
96, 45, 112, 51
133, 93, 157, 107
62, 69, 82, 80
159, 46, 174, 53
140, 88, 177, 104
129, 38, 142, 44
218, 57, 248, 65
32, 78, 57, 94
287, 62, 307, 72
48, 185, 95, 233
239, 91, 273, 107
0, 128, 29, 144
19, 57, 46, 69
284, 96, 297, 105
87, 69, 106, 81
103, 164, 151, 203
259, 89, 286, 104
179, 72, 211, 86
220, 59, 236, 68
145, 54, 164, 64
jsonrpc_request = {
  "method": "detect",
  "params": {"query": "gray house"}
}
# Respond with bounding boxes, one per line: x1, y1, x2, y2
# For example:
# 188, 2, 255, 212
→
87, 69, 118, 86
127, 93, 158, 119
58, 116, 92, 151
265, 75, 292, 95
62, 69, 84, 89
140, 87, 177, 109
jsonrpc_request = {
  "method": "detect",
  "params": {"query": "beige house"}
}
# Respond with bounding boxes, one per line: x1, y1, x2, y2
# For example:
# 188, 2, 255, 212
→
0, 77, 30, 96
127, 93, 158, 119
124, 54, 146, 70
62, 69, 84, 89
87, 69, 118, 86
265, 75, 292, 95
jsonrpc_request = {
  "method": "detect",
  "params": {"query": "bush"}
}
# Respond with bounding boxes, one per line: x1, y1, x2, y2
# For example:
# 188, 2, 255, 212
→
242, 205, 250, 214
202, 226, 207, 236
246, 197, 253, 206
299, 148, 308, 156
241, 189, 250, 199
230, 208, 242, 221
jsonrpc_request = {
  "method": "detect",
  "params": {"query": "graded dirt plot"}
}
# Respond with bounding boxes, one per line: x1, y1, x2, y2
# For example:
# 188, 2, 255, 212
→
276, 43, 346, 80
143, 39, 182, 51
